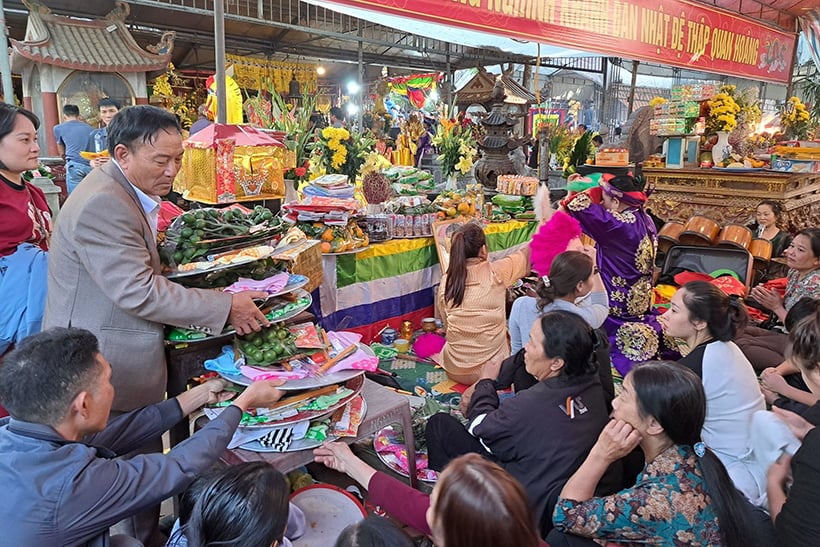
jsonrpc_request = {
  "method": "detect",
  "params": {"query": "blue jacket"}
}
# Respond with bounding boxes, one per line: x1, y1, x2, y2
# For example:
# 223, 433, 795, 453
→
0, 243, 47, 354
0, 400, 241, 546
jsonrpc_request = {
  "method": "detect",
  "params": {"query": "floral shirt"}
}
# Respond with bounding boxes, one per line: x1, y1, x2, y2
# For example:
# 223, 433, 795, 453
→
785, 268, 820, 311
553, 445, 722, 546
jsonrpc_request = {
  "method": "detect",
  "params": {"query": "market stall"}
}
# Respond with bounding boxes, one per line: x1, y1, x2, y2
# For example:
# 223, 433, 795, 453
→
314, 220, 538, 343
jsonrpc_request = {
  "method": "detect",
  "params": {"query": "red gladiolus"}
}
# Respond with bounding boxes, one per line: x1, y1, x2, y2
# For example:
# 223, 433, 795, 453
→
294, 166, 307, 177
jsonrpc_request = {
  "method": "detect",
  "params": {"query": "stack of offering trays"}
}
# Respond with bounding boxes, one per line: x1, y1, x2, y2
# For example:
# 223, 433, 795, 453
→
495, 175, 538, 196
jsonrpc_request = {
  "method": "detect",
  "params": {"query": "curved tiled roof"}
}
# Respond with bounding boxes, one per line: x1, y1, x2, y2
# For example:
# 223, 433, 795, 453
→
10, 0, 174, 73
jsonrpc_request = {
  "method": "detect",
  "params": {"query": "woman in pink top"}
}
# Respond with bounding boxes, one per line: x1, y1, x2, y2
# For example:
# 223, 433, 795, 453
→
437, 222, 531, 384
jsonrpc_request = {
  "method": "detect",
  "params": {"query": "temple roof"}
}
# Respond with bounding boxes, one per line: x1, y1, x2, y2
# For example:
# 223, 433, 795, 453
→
10, 0, 175, 73
455, 69, 536, 106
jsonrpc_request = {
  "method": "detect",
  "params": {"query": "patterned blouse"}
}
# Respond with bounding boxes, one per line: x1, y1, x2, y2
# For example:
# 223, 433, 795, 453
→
785, 268, 820, 311
553, 444, 722, 546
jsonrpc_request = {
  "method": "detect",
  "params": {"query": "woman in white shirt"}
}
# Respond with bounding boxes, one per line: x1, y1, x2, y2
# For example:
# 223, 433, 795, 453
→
660, 280, 767, 504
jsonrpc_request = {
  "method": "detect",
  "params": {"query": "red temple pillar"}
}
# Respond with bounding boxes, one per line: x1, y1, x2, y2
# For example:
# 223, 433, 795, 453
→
135, 97, 149, 105
42, 91, 59, 156
22, 96, 32, 111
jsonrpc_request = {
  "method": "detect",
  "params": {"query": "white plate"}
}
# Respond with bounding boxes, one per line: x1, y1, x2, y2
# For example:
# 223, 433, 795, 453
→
290, 485, 366, 547
218, 344, 373, 390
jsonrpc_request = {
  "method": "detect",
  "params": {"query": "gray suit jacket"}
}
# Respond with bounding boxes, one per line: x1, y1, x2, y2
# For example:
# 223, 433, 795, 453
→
44, 161, 231, 411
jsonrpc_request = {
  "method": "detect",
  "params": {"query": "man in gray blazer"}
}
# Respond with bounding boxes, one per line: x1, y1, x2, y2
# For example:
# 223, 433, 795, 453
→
43, 105, 269, 545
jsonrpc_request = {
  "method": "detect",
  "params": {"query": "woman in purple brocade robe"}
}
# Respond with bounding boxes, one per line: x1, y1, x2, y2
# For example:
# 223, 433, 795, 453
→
562, 174, 678, 375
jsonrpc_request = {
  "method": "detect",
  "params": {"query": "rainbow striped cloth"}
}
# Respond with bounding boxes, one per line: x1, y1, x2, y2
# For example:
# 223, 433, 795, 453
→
313, 220, 537, 342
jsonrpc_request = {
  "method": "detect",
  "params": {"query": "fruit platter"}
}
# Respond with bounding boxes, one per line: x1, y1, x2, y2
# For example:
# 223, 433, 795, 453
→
431, 188, 483, 220
297, 219, 369, 254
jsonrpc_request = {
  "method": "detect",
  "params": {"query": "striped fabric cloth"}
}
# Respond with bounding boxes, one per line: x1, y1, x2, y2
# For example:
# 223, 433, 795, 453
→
313, 220, 537, 343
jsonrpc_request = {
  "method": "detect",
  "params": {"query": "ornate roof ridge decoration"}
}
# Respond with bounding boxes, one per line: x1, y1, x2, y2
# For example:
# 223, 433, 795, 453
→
11, 0, 175, 73
456, 69, 535, 106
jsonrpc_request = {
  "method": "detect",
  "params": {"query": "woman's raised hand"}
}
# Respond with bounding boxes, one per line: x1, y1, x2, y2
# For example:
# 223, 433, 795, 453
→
591, 419, 642, 463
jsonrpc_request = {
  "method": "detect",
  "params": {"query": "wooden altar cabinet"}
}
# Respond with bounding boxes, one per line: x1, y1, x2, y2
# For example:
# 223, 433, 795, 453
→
643, 168, 820, 232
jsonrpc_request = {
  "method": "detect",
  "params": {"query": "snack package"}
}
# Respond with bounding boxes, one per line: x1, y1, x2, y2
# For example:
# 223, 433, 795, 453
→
332, 396, 365, 437
288, 322, 324, 349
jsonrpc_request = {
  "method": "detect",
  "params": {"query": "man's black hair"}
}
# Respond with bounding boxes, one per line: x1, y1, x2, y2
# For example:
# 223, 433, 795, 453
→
106, 105, 181, 156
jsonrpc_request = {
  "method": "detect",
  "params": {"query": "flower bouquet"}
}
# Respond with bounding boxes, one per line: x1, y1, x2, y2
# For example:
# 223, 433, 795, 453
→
310, 126, 376, 184
432, 115, 477, 179
780, 96, 812, 141
706, 90, 740, 134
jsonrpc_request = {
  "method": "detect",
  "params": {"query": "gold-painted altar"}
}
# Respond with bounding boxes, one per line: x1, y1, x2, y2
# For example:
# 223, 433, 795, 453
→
644, 168, 820, 231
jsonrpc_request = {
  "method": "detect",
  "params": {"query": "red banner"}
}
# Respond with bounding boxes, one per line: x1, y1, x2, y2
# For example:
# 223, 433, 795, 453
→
328, 0, 797, 84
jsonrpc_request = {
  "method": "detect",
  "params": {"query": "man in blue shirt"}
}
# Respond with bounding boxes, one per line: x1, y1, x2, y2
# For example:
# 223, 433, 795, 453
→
83, 97, 122, 172
0, 327, 285, 547
53, 104, 92, 193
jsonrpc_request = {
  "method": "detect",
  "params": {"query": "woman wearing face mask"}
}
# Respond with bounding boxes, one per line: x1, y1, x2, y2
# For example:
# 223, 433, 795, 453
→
0, 104, 51, 358
661, 281, 766, 503
550, 362, 773, 547
559, 174, 676, 376
313, 446, 543, 547
426, 310, 619, 536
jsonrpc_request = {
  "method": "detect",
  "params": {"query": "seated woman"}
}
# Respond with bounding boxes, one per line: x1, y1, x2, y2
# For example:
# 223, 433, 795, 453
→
767, 309, 820, 546
736, 228, 820, 371
437, 222, 530, 384
508, 249, 608, 355
750, 200, 792, 257
758, 297, 820, 412
168, 462, 297, 547
661, 280, 766, 503
551, 361, 774, 547
313, 446, 543, 547
426, 310, 619, 535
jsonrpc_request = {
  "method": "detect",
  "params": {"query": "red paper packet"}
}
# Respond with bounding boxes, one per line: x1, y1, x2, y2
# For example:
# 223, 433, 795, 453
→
288, 322, 324, 349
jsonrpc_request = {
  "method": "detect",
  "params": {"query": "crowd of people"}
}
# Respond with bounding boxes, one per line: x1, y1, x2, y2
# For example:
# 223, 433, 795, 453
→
1, 97, 819, 547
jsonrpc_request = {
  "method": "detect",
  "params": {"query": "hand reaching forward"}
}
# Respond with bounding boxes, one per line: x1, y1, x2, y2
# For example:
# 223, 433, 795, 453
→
228, 291, 271, 335
313, 441, 358, 474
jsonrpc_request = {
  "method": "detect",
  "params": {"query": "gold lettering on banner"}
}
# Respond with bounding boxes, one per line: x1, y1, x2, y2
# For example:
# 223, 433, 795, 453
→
641, 6, 670, 52
612, 0, 639, 41
670, 14, 685, 51
733, 34, 760, 65
711, 27, 734, 60
686, 19, 711, 59
451, 0, 479, 6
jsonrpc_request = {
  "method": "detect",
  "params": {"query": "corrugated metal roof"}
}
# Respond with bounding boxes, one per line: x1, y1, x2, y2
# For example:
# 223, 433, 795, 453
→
10, 0, 174, 73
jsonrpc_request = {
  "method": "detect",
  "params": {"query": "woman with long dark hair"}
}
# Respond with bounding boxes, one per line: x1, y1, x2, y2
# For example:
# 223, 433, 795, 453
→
436, 221, 530, 384
426, 310, 619, 535
661, 281, 766, 503
552, 361, 773, 546
0, 104, 51, 357
313, 447, 543, 547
